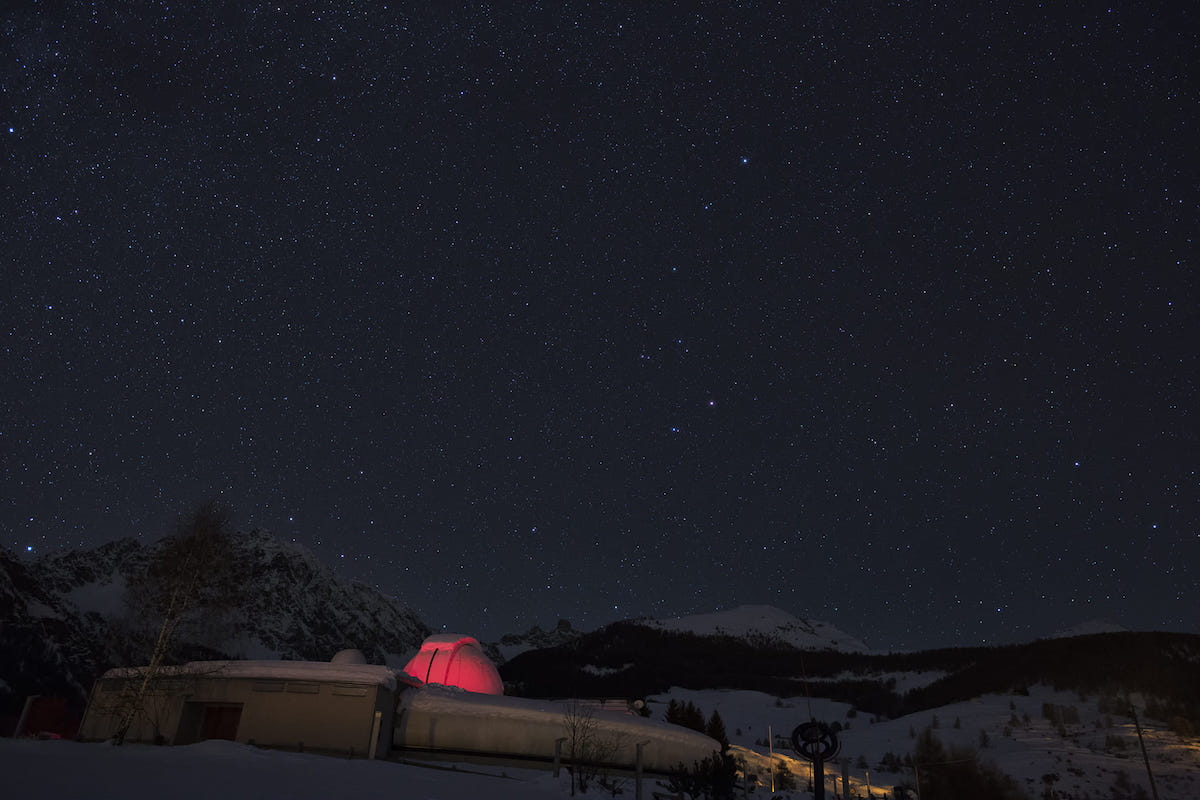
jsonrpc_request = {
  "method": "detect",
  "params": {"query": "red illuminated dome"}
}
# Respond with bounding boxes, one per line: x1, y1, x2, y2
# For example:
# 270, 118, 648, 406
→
402, 635, 504, 695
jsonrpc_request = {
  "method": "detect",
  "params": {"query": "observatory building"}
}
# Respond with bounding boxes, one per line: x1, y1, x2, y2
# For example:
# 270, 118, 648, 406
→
79, 634, 718, 772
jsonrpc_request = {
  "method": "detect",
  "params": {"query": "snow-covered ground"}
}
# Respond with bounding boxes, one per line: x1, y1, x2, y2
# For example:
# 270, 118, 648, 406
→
1, 738, 570, 800
5, 682, 1197, 799
822, 668, 949, 694
1050, 619, 1130, 638
649, 684, 1200, 799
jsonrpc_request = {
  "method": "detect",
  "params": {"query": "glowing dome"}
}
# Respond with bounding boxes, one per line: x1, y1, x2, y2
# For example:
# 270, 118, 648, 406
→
402, 635, 503, 695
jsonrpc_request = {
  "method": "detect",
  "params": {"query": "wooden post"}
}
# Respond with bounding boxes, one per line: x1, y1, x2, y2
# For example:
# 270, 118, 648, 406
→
635, 740, 648, 800
554, 736, 567, 777
368, 710, 383, 760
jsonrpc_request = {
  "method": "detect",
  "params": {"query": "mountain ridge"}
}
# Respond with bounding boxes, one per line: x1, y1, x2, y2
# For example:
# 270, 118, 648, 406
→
634, 604, 873, 653
0, 530, 431, 712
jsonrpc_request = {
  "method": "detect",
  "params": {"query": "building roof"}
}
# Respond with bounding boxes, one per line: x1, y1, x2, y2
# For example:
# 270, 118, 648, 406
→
102, 660, 397, 690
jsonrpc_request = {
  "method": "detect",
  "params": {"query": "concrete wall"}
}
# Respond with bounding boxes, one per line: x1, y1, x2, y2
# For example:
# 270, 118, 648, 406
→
394, 687, 718, 772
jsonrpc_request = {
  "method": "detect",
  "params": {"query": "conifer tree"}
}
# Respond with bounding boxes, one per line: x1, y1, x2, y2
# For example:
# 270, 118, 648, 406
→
666, 699, 682, 725
683, 701, 705, 732
706, 709, 729, 751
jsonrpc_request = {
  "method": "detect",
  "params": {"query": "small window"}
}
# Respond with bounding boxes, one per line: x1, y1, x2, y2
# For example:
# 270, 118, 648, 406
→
286, 681, 320, 694
331, 684, 368, 697
253, 680, 285, 693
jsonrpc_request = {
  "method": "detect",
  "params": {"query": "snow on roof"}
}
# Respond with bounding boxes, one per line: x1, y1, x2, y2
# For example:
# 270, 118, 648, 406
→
330, 648, 367, 664
101, 660, 397, 689
403, 685, 720, 751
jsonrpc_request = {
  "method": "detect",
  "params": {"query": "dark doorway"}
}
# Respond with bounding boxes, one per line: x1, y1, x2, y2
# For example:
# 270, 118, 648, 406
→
199, 703, 242, 741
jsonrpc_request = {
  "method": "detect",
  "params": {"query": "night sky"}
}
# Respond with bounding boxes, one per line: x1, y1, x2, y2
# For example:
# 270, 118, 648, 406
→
4, 3, 1196, 651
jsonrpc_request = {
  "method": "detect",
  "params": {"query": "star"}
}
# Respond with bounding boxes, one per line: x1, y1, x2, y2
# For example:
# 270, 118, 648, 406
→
3, 2, 1192, 649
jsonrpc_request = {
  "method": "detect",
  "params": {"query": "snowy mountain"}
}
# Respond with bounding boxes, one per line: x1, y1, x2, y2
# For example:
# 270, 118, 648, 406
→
1050, 619, 1131, 638
484, 619, 583, 664
0, 547, 112, 704
483, 606, 865, 666
635, 604, 872, 653
0, 530, 430, 710
215, 529, 430, 666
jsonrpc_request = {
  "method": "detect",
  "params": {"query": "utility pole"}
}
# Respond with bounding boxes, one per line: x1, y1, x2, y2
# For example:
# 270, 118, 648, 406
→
1129, 703, 1160, 800
768, 724, 773, 793
635, 740, 650, 800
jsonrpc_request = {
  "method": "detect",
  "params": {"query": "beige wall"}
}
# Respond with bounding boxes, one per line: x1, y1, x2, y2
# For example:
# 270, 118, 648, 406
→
80, 674, 393, 758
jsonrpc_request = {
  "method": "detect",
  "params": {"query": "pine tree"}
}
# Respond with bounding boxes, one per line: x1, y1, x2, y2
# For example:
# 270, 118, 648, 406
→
667, 754, 740, 800
706, 709, 729, 751
913, 727, 1025, 800
775, 759, 797, 791
684, 701, 705, 733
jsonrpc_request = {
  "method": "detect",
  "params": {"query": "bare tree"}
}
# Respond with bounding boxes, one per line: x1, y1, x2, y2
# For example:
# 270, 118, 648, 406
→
562, 700, 626, 795
562, 700, 598, 796
112, 502, 246, 744
89, 662, 227, 744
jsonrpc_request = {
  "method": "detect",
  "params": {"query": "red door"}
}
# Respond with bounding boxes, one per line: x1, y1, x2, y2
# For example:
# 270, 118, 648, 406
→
200, 704, 242, 741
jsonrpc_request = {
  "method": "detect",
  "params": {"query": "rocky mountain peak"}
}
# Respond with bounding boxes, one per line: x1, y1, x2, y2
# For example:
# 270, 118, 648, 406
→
1, 530, 431, 710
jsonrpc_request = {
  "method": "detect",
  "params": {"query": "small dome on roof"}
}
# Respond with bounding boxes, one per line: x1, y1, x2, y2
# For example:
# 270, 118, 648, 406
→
330, 648, 367, 665
402, 635, 503, 695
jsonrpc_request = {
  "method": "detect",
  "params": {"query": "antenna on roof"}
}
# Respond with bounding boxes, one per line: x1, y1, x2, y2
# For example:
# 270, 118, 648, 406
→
799, 653, 814, 720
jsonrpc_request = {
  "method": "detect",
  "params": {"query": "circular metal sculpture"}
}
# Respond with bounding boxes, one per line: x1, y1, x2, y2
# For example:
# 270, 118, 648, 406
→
791, 720, 841, 761
791, 721, 840, 800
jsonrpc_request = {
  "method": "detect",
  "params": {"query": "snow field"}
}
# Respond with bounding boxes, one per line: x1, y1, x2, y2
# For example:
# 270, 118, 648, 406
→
5, 682, 1196, 799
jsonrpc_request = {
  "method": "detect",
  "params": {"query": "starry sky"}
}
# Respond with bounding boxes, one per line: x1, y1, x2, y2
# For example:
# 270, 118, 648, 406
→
3, 3, 1196, 651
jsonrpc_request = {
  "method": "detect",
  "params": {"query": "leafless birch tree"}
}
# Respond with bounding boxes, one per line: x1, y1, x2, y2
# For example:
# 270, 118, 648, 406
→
111, 502, 245, 744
